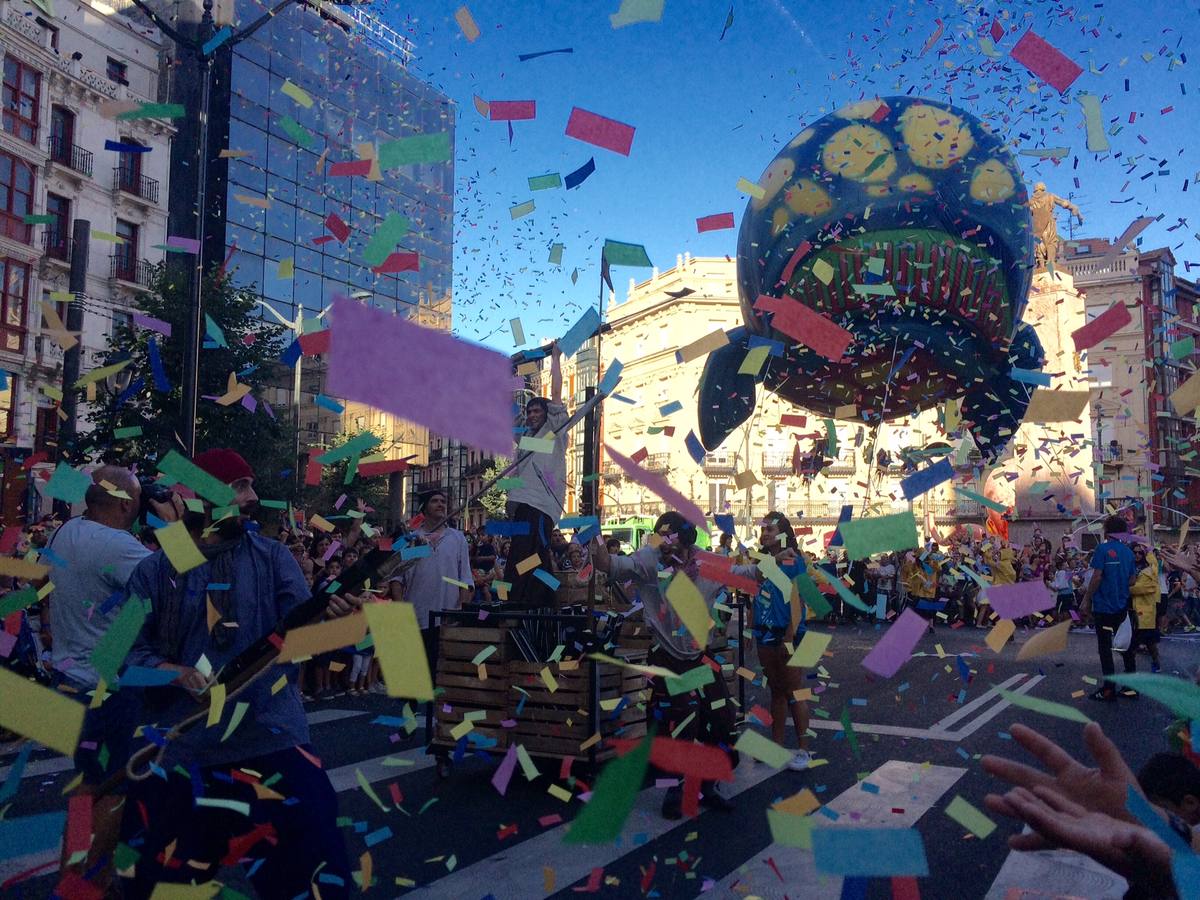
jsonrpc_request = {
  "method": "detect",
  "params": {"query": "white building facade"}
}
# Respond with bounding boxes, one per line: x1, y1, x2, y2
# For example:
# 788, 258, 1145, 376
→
0, 0, 170, 516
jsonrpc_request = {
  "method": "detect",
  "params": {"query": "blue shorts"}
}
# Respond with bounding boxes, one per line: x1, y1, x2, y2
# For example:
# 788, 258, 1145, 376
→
54, 674, 143, 791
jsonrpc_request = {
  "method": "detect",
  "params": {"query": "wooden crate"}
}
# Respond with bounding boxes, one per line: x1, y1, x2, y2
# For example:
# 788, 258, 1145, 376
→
506, 659, 649, 762
431, 623, 513, 750
430, 622, 655, 762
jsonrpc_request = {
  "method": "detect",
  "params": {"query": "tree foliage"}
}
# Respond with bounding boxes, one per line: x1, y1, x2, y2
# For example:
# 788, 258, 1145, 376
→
477, 457, 510, 519
76, 264, 297, 502
300, 430, 393, 525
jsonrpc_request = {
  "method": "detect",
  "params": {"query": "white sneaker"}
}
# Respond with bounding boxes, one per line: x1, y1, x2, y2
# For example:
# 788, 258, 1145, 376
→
787, 750, 812, 771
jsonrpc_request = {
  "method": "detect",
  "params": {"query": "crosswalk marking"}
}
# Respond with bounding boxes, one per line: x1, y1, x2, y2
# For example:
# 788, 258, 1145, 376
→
0, 731, 432, 885
707, 759, 966, 899
929, 673, 1029, 732
985, 843, 1128, 899
406, 758, 783, 899
807, 673, 1043, 743
0, 708, 375, 784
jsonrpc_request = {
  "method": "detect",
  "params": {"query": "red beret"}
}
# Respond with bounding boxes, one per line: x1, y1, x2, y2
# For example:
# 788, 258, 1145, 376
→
193, 448, 254, 485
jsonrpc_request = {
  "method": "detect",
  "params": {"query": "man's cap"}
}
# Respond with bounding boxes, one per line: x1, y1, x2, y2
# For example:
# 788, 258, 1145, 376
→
194, 448, 255, 485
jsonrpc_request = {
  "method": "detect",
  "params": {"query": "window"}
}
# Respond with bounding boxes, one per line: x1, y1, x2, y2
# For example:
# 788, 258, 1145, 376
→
106, 57, 128, 86
0, 258, 29, 352
114, 218, 138, 278
116, 135, 142, 190
0, 374, 14, 440
49, 105, 74, 160
34, 405, 56, 452
2, 56, 40, 143
36, 18, 58, 51
45, 193, 69, 259
0, 152, 35, 244
111, 308, 132, 337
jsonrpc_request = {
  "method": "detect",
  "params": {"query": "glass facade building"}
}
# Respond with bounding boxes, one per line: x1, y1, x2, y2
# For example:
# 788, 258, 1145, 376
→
220, 4, 453, 325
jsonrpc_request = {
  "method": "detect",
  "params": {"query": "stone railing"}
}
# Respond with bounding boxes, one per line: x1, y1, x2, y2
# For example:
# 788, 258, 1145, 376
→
2, 5, 151, 103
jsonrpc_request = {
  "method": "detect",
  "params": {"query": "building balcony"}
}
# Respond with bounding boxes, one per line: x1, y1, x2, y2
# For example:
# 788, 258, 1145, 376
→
601, 461, 623, 482
110, 254, 153, 288
47, 136, 93, 178
112, 167, 159, 205
762, 451, 791, 475
1098, 445, 1126, 465
791, 501, 840, 521
40, 229, 70, 263
824, 462, 856, 477
702, 451, 734, 473
643, 453, 670, 472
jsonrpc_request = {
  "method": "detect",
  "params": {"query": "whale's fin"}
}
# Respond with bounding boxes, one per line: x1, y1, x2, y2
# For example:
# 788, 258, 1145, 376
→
961, 321, 1044, 463
697, 328, 758, 451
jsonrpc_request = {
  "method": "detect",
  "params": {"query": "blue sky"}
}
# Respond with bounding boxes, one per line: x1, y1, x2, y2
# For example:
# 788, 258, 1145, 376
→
382, 1, 1200, 351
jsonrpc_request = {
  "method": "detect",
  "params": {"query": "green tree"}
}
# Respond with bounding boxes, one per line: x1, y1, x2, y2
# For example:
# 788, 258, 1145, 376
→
301, 430, 393, 526
75, 265, 297, 502
477, 457, 510, 519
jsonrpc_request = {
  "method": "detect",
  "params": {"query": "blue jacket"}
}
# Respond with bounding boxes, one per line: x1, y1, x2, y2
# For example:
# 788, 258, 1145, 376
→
126, 532, 311, 766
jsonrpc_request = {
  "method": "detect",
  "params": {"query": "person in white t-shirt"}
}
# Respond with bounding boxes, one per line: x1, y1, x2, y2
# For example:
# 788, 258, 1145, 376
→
46, 465, 181, 893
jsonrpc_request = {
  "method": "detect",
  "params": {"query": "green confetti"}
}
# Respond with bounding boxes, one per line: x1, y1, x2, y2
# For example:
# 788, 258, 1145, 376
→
92, 596, 149, 685
362, 214, 411, 267
840, 705, 860, 756
0, 586, 37, 617
156, 450, 235, 506
377, 132, 451, 168
116, 103, 186, 120
278, 115, 317, 149
995, 686, 1092, 724
837, 512, 920, 560
1109, 674, 1200, 721
44, 463, 93, 504
528, 173, 562, 191
564, 730, 653, 844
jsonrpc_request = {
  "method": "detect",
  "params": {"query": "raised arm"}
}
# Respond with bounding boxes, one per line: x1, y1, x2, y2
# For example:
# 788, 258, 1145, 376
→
550, 341, 563, 404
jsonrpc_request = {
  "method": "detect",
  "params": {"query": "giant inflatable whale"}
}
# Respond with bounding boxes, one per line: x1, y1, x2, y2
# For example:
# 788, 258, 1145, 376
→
698, 96, 1043, 463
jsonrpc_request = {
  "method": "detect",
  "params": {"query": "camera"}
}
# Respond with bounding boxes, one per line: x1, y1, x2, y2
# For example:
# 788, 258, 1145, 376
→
138, 474, 175, 523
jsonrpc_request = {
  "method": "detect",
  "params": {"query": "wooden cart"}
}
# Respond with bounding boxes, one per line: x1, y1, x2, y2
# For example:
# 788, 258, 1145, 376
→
427, 608, 648, 769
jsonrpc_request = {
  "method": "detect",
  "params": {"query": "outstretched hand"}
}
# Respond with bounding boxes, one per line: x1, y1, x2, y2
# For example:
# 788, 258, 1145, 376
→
986, 785, 1177, 897
981, 722, 1142, 826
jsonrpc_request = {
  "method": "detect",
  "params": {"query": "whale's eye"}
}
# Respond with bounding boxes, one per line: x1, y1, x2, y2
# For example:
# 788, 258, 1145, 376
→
821, 124, 897, 183
969, 159, 1016, 203
899, 105, 975, 169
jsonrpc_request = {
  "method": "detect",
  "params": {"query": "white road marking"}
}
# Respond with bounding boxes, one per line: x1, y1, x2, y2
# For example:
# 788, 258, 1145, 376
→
929, 673, 1029, 732
707, 759, 966, 899
0, 709, 380, 784
985, 842, 1128, 899
808, 673, 1044, 743
0, 742, 434, 885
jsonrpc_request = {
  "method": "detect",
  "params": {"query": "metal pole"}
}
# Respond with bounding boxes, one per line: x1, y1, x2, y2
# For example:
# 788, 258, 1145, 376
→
180, 30, 213, 457
59, 217, 90, 454
293, 352, 302, 493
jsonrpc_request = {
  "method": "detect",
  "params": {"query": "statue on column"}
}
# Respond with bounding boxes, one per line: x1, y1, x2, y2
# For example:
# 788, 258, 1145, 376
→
1029, 182, 1084, 269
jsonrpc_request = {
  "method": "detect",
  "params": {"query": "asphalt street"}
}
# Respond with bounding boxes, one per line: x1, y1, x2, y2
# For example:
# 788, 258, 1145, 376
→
2, 622, 1196, 899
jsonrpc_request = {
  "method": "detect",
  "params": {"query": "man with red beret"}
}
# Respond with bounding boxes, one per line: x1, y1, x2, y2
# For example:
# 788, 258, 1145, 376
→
119, 448, 360, 899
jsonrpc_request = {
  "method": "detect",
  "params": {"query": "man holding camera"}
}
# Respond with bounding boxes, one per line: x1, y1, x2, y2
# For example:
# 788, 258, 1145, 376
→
118, 448, 360, 899
46, 465, 181, 894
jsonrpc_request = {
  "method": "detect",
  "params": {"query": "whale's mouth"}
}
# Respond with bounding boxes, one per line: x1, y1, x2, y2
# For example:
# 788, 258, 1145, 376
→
755, 227, 1020, 422
774, 227, 1016, 347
